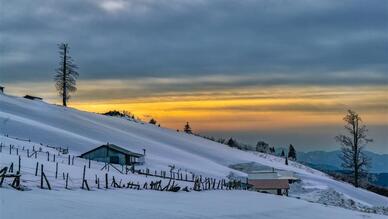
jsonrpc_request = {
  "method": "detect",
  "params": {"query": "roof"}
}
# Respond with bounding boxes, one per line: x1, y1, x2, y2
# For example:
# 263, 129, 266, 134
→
80, 144, 144, 158
248, 172, 280, 180
24, 95, 43, 100
248, 179, 289, 190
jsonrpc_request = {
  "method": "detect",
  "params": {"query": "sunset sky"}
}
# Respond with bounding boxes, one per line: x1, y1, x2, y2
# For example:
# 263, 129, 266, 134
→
1, 0, 387, 153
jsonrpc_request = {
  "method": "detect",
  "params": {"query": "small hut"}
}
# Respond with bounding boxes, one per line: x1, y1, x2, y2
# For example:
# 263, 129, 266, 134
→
80, 143, 144, 165
248, 178, 289, 195
24, 95, 43, 101
0, 86, 4, 93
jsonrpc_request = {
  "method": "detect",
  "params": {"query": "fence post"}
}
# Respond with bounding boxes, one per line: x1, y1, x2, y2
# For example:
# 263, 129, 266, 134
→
9, 163, 14, 173
35, 162, 39, 176
55, 162, 58, 179
105, 173, 108, 189
18, 156, 21, 173
82, 165, 86, 189
65, 173, 69, 189
40, 164, 44, 189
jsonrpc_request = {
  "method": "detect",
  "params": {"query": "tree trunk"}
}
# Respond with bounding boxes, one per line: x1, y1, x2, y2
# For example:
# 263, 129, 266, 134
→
353, 119, 359, 187
62, 45, 67, 107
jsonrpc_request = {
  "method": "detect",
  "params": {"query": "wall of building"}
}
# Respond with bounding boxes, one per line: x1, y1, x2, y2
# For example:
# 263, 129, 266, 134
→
82, 147, 109, 163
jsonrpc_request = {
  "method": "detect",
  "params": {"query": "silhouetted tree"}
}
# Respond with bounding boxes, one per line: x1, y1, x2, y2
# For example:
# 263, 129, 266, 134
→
184, 122, 192, 134
54, 43, 79, 106
256, 141, 269, 153
281, 150, 285, 157
149, 118, 157, 125
288, 144, 296, 160
227, 138, 238, 148
335, 110, 372, 187
285, 156, 288, 165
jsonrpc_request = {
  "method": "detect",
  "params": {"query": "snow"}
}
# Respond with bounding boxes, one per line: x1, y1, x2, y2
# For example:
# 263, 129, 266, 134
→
1, 93, 388, 218
1, 188, 387, 219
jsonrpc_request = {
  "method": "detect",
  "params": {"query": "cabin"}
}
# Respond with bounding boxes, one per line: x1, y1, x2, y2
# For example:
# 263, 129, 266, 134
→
80, 143, 145, 166
0, 86, 4, 93
230, 162, 298, 196
248, 178, 289, 195
24, 95, 43, 101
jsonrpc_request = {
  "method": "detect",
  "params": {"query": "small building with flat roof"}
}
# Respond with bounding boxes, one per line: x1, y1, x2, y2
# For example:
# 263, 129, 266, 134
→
248, 178, 289, 195
24, 95, 43, 101
80, 143, 145, 166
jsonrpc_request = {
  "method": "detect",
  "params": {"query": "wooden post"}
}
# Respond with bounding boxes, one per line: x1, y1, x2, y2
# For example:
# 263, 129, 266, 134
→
82, 165, 86, 189
65, 173, 69, 189
68, 155, 71, 165
35, 162, 39, 176
9, 145, 11, 154
27, 149, 29, 157
9, 163, 14, 173
40, 164, 44, 189
88, 159, 91, 169
55, 162, 58, 179
16, 148, 19, 156
72, 156, 74, 165
0, 167, 8, 187
47, 152, 50, 162
53, 154, 56, 162
18, 156, 21, 173
105, 173, 108, 189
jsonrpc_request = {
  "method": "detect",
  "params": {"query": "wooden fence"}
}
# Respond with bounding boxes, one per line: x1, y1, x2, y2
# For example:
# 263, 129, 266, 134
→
0, 142, 245, 192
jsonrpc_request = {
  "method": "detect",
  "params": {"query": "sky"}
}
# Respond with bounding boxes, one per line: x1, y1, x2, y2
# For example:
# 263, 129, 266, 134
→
0, 0, 387, 153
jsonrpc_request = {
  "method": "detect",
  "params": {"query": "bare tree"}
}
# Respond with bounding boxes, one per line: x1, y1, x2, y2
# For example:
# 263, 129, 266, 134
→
54, 43, 79, 106
335, 110, 372, 187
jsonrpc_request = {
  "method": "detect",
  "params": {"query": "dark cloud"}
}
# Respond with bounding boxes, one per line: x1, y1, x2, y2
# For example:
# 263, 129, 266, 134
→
1, 0, 387, 85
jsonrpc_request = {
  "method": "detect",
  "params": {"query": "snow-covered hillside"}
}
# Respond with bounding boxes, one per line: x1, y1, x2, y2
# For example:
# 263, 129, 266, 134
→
0, 93, 387, 218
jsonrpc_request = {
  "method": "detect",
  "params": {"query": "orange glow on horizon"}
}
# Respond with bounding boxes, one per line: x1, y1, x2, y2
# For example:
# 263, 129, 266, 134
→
69, 86, 388, 133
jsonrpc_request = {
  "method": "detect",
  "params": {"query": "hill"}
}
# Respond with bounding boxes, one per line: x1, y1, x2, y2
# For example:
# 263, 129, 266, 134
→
297, 151, 388, 173
0, 93, 387, 218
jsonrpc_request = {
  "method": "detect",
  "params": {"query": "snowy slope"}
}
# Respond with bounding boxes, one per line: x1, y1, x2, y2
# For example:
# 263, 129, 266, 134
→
2, 189, 387, 219
0, 93, 387, 210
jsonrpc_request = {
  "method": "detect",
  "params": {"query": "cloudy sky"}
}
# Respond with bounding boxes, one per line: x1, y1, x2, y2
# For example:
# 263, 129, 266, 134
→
1, 0, 387, 153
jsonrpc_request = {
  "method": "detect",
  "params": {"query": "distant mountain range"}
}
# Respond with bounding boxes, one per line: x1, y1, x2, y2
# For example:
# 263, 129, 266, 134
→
296, 150, 388, 173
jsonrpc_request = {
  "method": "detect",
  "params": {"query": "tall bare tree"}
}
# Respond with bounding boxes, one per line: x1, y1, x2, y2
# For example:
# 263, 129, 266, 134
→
54, 43, 79, 106
335, 110, 372, 187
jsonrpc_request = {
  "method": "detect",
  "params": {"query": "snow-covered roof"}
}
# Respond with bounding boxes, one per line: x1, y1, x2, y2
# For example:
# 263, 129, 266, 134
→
80, 143, 144, 158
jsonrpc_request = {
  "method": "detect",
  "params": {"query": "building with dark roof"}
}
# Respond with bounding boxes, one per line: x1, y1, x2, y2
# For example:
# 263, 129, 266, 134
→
80, 143, 145, 165
24, 95, 43, 100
